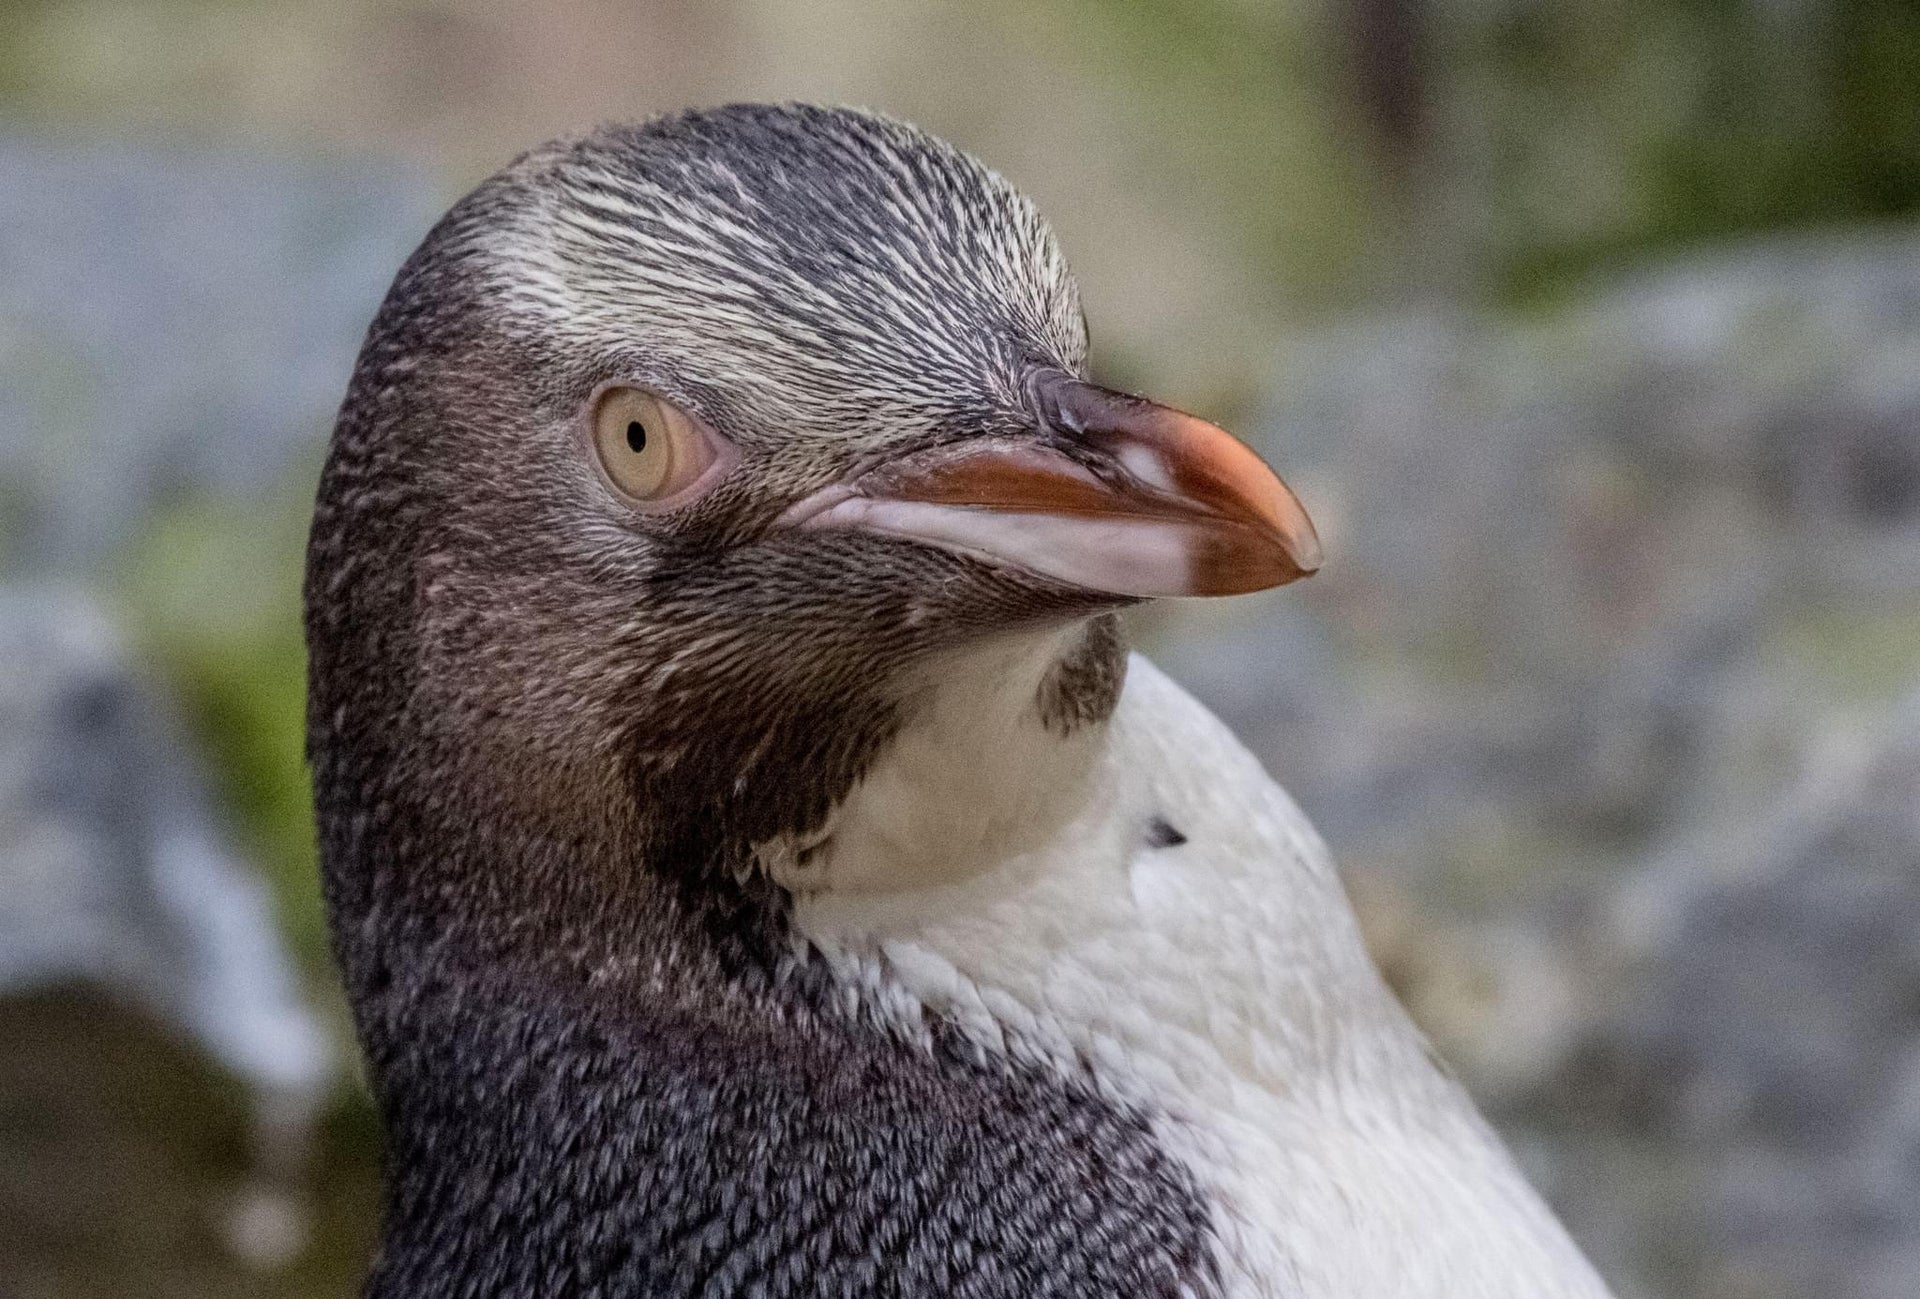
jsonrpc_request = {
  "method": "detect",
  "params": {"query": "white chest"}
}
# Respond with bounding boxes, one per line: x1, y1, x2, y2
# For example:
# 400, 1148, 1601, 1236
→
774, 649, 1613, 1299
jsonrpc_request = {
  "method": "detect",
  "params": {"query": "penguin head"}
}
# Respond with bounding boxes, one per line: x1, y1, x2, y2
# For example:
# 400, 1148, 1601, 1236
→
307, 103, 1318, 867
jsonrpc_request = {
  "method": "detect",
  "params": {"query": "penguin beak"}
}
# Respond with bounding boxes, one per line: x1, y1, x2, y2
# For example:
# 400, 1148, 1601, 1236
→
780, 373, 1321, 598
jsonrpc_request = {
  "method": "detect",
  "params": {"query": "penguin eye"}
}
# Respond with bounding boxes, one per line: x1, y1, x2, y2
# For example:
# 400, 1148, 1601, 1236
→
588, 386, 727, 507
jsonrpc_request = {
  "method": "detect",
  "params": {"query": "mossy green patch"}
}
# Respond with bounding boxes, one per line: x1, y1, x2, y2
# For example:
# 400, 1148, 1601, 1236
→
1766, 598, 1920, 708
111, 466, 327, 969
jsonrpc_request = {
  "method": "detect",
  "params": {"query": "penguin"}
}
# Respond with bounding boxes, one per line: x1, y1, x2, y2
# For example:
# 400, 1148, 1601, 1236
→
305, 103, 1616, 1298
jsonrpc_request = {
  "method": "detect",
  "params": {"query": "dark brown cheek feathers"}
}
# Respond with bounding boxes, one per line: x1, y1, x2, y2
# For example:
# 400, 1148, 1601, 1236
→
385, 505, 1125, 884
602, 537, 1129, 863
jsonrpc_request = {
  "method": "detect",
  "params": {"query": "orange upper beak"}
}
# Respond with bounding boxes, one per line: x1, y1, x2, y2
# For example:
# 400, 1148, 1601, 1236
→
780, 372, 1322, 599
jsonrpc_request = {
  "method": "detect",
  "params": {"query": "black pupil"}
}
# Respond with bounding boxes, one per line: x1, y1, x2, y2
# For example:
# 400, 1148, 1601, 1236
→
625, 420, 647, 453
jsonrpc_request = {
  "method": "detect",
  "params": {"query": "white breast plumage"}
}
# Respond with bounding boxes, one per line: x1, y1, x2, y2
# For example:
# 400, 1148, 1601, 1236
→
778, 643, 1615, 1299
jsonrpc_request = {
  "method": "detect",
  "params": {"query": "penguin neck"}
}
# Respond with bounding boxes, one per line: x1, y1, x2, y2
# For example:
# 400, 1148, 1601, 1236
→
760, 613, 1126, 896
320, 610, 1129, 1013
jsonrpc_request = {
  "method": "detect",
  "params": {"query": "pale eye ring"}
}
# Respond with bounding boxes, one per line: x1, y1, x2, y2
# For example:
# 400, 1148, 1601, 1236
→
584, 384, 733, 509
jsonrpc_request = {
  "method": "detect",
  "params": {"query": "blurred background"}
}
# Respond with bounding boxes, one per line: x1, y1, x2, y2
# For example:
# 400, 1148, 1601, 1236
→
1, 1, 1917, 1296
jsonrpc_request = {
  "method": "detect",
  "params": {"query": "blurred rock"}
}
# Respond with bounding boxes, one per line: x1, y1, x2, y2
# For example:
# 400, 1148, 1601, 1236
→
0, 586, 333, 1262
0, 138, 437, 1269
0, 135, 439, 569
1582, 689, 1920, 1299
1186, 233, 1920, 855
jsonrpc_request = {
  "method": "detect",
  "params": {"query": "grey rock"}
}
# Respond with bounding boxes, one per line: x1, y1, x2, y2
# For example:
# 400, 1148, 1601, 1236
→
1159, 233, 1920, 865
0, 135, 440, 570
0, 137, 436, 1270
0, 585, 332, 1098
0, 585, 333, 1267
1584, 688, 1920, 1299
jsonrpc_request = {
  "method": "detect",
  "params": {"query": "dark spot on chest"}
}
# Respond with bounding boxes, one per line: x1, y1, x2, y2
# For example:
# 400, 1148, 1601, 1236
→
1146, 816, 1188, 849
